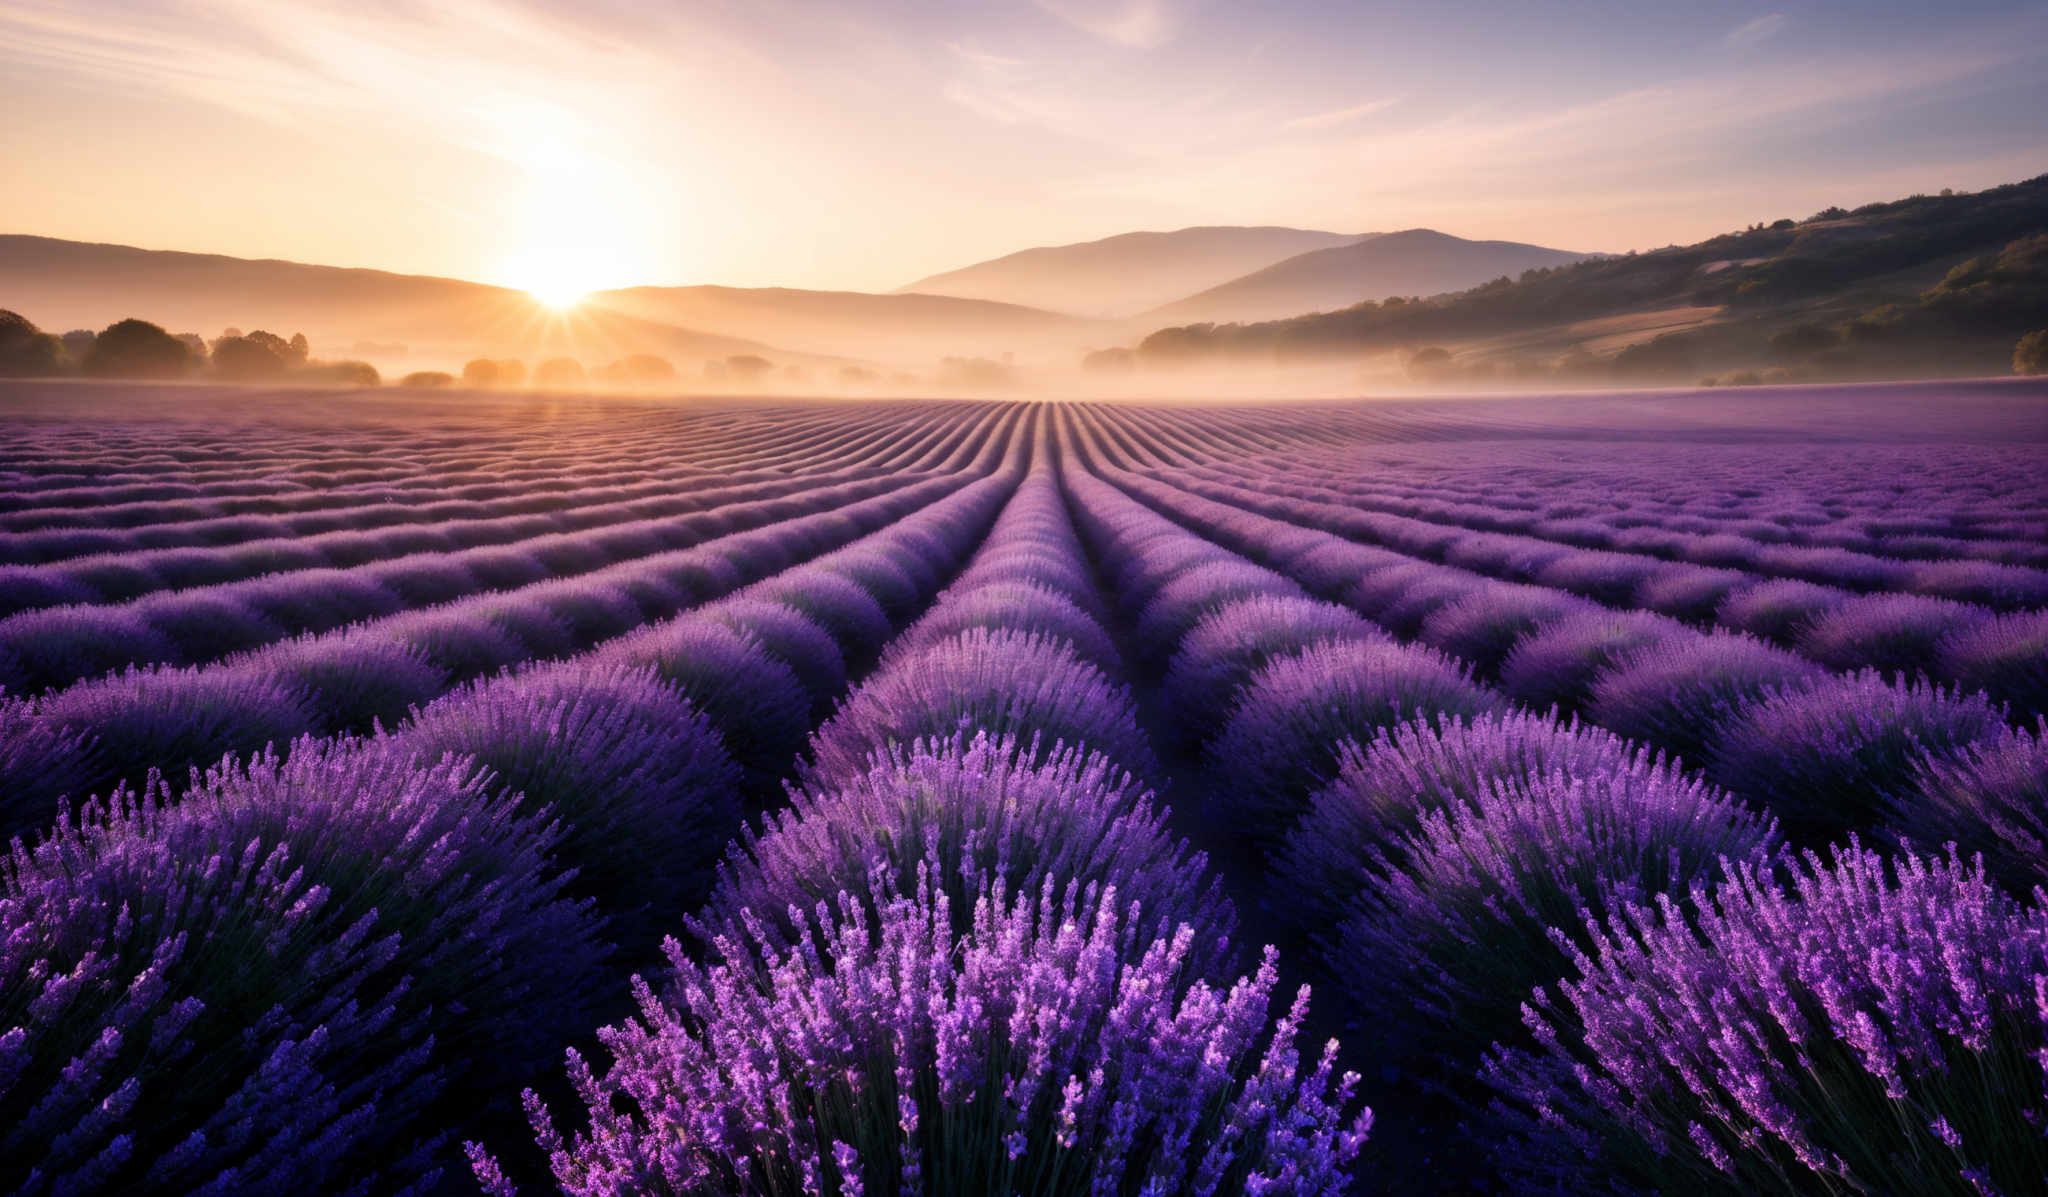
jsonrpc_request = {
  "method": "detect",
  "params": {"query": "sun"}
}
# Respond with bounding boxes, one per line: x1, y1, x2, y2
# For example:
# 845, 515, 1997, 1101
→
524, 275, 590, 310
501, 245, 616, 311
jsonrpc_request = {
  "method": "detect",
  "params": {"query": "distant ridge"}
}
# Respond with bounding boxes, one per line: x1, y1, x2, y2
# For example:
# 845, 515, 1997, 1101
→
899, 226, 1366, 318
1141, 229, 1596, 326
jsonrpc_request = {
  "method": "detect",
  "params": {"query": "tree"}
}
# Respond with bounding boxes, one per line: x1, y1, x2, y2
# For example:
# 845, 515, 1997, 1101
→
400, 371, 455, 388
494, 359, 527, 386
212, 334, 287, 380
724, 354, 773, 381
535, 357, 585, 386
1406, 345, 1454, 380
84, 319, 191, 378
2016, 330, 2048, 375
462, 358, 501, 387
301, 360, 381, 386
59, 329, 96, 362
0, 310, 63, 376
597, 354, 675, 385
175, 333, 208, 363
287, 333, 310, 365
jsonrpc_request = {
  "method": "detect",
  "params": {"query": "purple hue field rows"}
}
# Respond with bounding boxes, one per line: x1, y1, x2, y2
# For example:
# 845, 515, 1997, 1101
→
2, 381, 2046, 1196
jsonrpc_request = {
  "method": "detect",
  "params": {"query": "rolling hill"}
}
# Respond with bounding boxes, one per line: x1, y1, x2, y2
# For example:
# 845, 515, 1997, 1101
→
1136, 173, 2048, 384
586, 285, 1103, 364
1139, 229, 1596, 326
0, 235, 789, 373
900, 226, 1366, 318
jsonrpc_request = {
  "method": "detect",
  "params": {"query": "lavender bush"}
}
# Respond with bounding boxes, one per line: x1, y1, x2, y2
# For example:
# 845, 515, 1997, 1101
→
2, 737, 606, 1195
1162, 596, 1382, 751
698, 732, 1236, 978
1206, 639, 1502, 842
1323, 763, 1779, 1085
1482, 845, 2048, 1196
1589, 631, 1825, 765
807, 628, 1156, 785
1886, 725, 2048, 893
1708, 670, 2008, 842
1796, 592, 1994, 677
1497, 608, 1690, 715
1272, 711, 1707, 935
1937, 608, 2048, 720
396, 661, 741, 951
479, 873, 1371, 1196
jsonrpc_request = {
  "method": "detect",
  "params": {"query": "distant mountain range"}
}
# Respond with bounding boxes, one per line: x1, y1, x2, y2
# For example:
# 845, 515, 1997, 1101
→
1138, 229, 1596, 325
899, 226, 1364, 318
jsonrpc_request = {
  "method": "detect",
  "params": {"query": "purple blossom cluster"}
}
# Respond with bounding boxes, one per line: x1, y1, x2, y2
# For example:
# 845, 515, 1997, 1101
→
485, 874, 1371, 1197
1482, 845, 2048, 1196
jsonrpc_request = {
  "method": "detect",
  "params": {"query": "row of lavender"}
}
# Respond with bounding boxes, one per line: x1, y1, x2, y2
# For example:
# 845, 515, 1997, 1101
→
473, 420, 1373, 1194
1061, 403, 2048, 1194
0, 407, 1037, 1193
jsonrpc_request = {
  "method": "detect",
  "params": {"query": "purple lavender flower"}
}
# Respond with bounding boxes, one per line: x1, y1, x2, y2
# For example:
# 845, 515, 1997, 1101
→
883, 581, 1122, 674
1589, 630, 1825, 766
1325, 756, 1777, 1088
1206, 638, 1504, 842
485, 873, 1370, 1196
396, 659, 742, 953
592, 619, 811, 788
1709, 669, 2008, 842
1497, 608, 1692, 716
698, 731, 1236, 978
1418, 583, 1598, 679
808, 627, 1157, 786
1797, 591, 1995, 677
1887, 725, 2048, 894
1482, 844, 2048, 1196
1715, 576, 1850, 645
1132, 559, 1302, 666
1937, 608, 2048, 721
2, 735, 606, 1195
1163, 596, 1384, 751
1272, 711, 1711, 935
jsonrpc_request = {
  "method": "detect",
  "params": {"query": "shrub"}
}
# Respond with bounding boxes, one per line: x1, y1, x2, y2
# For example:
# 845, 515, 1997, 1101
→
1482, 845, 2048, 1197
1132, 560, 1299, 664
700, 597, 847, 714
263, 631, 449, 733
1709, 670, 2008, 842
889, 581, 1119, 673
400, 370, 456, 388
1886, 726, 2048, 894
380, 610, 530, 681
1325, 762, 1777, 1084
750, 569, 894, 668
36, 663, 319, 793
1715, 577, 1848, 644
1207, 639, 1503, 842
1634, 565, 1752, 624
0, 695, 101, 843
1418, 584, 1595, 678
0, 308, 61, 376
1590, 631, 1825, 765
1938, 608, 2048, 719
1273, 711, 1701, 935
698, 733, 1235, 977
1162, 596, 1382, 751
594, 620, 809, 788
1, 737, 605, 1195
1796, 592, 1993, 677
1498, 609, 1690, 715
397, 661, 740, 952
2017, 328, 2048, 374
133, 592, 285, 663
0, 605, 181, 692
480, 876, 1371, 1197
808, 628, 1155, 785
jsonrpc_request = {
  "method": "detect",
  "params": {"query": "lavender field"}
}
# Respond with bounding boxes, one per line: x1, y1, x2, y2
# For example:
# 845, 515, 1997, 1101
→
3, 378, 2047, 1197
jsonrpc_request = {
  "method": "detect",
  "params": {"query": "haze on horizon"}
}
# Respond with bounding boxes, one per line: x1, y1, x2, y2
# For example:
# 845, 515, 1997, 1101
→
3, 0, 2045, 301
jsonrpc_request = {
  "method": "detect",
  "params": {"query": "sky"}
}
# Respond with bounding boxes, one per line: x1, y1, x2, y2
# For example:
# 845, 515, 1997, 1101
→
1, 0, 2045, 297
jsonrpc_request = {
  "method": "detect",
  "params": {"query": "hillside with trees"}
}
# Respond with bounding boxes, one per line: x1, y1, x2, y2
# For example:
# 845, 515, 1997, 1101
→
1137, 174, 2048, 383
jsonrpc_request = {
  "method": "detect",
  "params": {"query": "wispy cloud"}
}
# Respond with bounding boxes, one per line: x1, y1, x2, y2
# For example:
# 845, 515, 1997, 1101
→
1035, 0, 1176, 49
1725, 13, 1787, 47
1282, 97, 1400, 131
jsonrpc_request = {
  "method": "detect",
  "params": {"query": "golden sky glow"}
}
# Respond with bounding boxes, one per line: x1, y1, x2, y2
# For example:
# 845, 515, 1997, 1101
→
1, 1, 2043, 293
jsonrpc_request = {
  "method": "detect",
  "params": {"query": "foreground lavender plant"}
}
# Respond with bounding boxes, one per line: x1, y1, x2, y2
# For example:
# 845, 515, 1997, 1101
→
479, 873, 1371, 1196
698, 732, 1236, 979
1482, 844, 2048, 1196
2, 736, 606, 1195
1887, 724, 2048, 894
